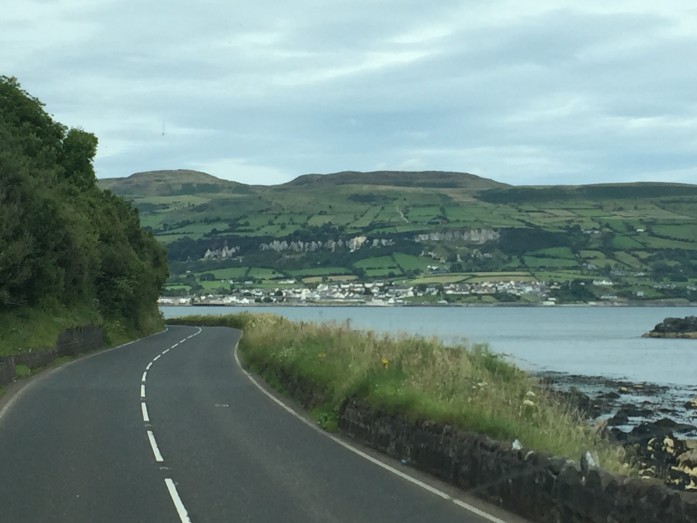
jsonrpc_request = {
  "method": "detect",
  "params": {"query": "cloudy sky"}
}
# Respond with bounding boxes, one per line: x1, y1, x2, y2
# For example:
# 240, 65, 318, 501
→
3, 1, 697, 186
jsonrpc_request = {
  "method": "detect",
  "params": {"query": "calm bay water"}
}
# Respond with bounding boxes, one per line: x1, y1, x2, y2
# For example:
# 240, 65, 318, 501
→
161, 305, 697, 387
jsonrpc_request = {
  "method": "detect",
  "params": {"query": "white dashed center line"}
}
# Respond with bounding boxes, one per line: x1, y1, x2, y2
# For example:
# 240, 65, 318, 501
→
139, 327, 201, 522
165, 478, 192, 523
147, 430, 164, 462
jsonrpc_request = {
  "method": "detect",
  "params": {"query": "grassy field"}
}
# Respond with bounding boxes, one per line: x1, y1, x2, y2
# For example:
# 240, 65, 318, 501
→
170, 313, 631, 475
288, 267, 353, 277
247, 267, 285, 279
200, 267, 250, 280
101, 171, 697, 295
409, 274, 470, 284
302, 275, 359, 283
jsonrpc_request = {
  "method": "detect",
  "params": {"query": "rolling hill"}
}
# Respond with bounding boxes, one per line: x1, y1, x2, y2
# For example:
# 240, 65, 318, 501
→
98, 170, 697, 303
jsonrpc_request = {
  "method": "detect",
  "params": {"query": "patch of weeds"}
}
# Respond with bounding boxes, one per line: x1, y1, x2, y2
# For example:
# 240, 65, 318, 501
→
14, 364, 31, 378
312, 406, 339, 432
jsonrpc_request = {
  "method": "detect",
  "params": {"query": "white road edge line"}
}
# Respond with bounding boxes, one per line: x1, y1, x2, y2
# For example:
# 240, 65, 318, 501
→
147, 430, 164, 462
141, 402, 150, 423
165, 478, 192, 523
233, 343, 507, 523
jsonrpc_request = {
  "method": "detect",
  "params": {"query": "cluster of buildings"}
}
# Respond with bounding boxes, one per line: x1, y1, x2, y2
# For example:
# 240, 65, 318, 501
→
159, 279, 551, 306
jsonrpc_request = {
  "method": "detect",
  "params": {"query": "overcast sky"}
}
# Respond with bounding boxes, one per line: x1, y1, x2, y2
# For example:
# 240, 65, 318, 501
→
3, 1, 697, 186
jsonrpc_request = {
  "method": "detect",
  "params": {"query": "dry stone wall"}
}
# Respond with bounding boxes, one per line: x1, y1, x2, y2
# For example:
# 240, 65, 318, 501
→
0, 326, 103, 386
338, 400, 697, 523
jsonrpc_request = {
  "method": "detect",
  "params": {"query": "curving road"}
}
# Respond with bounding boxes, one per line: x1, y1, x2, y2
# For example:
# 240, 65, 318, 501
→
0, 326, 526, 522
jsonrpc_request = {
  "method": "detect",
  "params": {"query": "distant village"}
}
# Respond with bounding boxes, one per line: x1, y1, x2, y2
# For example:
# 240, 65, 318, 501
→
160, 279, 564, 307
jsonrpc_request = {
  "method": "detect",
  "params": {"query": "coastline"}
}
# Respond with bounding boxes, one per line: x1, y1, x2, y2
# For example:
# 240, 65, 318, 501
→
643, 331, 697, 339
162, 300, 697, 308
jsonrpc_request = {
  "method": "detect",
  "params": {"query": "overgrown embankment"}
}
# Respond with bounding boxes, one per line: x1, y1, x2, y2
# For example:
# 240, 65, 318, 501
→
172, 314, 697, 521
170, 313, 627, 471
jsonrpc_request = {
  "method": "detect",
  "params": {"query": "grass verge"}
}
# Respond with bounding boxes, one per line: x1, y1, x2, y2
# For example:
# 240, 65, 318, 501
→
170, 313, 631, 475
0, 304, 101, 357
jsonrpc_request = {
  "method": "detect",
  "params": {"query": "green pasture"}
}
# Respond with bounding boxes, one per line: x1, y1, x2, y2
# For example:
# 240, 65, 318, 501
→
531, 247, 576, 259
155, 233, 203, 244
531, 270, 590, 282
611, 235, 644, 249
652, 224, 697, 242
302, 275, 359, 283
136, 195, 210, 206
392, 253, 432, 271
166, 221, 229, 234
364, 268, 402, 277
409, 274, 470, 284
289, 267, 353, 277
612, 252, 643, 269
247, 267, 285, 279
523, 256, 579, 269
199, 267, 250, 280
640, 236, 697, 251
352, 207, 382, 228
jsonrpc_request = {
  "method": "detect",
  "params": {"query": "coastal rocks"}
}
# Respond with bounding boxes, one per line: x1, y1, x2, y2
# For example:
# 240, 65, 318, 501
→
607, 405, 654, 426
644, 315, 697, 338
628, 419, 697, 443
677, 450, 697, 489
537, 371, 697, 491
613, 434, 697, 491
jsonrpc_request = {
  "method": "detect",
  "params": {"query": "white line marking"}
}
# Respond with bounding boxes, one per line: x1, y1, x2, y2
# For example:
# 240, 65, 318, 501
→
162, 348, 170, 354
141, 371, 147, 382
147, 430, 164, 462
0, 329, 168, 425
145, 362, 153, 371
172, 343, 179, 348
165, 478, 191, 523
140, 384, 146, 398
153, 354, 161, 362
233, 343, 507, 523
142, 402, 150, 422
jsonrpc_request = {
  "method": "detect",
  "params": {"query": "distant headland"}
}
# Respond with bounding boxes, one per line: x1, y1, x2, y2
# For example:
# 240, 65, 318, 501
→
644, 316, 697, 338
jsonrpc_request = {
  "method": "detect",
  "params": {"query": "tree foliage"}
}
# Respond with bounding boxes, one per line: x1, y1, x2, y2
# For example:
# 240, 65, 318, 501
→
0, 76, 167, 333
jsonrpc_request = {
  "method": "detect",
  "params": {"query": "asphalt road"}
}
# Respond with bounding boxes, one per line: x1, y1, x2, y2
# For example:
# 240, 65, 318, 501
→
0, 325, 526, 522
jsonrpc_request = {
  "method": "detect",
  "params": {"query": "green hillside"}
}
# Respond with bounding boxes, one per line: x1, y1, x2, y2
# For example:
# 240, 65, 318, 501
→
99, 169, 697, 303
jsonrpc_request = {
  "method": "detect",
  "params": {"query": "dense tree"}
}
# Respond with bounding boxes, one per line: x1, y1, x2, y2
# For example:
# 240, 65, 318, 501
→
0, 76, 167, 335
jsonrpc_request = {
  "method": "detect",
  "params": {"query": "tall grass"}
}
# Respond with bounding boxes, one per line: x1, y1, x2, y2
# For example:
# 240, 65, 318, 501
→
0, 304, 101, 356
0, 303, 164, 357
172, 313, 630, 474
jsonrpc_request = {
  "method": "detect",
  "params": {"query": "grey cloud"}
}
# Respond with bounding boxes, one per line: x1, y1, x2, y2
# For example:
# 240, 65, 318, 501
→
2, 1, 696, 185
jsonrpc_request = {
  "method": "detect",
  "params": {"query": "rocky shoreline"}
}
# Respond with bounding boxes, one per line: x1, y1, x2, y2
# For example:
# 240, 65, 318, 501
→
538, 372, 697, 491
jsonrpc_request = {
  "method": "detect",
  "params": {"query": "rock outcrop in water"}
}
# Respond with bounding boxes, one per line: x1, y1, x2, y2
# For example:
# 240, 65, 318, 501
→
644, 316, 697, 339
